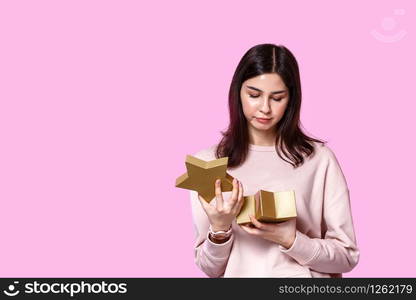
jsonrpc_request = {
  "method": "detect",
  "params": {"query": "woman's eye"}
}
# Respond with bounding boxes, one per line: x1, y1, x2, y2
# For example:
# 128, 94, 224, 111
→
249, 94, 283, 101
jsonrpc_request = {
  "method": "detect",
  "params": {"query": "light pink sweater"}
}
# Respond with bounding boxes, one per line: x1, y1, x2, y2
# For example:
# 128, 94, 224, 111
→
190, 141, 359, 278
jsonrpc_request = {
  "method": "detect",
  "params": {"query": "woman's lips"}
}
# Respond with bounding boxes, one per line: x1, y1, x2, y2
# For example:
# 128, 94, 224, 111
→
256, 117, 272, 124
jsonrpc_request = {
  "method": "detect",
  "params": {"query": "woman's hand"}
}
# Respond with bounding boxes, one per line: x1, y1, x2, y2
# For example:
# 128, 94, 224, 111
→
198, 178, 244, 232
240, 216, 297, 248
239, 192, 297, 248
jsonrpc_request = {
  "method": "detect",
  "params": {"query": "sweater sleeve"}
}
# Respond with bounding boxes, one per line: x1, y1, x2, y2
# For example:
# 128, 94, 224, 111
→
190, 190, 234, 278
278, 147, 360, 274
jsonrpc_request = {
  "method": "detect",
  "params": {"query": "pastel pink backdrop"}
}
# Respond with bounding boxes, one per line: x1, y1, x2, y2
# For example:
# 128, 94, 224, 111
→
0, 0, 414, 277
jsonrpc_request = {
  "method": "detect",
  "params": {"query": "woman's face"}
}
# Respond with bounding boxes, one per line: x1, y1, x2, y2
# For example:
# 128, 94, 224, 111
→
240, 73, 289, 133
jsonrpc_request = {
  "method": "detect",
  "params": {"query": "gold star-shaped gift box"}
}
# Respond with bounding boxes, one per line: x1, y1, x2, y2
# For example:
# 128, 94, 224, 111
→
175, 155, 235, 203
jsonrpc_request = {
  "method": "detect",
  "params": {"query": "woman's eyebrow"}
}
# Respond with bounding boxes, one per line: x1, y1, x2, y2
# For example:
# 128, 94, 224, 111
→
246, 85, 286, 94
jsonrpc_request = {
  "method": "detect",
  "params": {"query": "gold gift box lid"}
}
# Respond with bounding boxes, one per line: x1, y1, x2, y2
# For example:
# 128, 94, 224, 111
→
175, 155, 234, 203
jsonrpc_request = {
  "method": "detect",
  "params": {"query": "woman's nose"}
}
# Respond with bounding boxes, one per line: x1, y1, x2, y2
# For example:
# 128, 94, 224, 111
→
259, 97, 271, 113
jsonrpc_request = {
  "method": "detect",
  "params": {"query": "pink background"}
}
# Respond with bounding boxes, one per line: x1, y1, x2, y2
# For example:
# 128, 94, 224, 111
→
0, 1, 414, 277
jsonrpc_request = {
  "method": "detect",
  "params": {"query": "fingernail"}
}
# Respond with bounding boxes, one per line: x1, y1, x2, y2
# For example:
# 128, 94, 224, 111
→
233, 178, 237, 184
216, 179, 221, 185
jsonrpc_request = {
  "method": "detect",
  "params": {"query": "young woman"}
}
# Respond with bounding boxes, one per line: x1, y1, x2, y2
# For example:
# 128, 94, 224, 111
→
190, 44, 359, 278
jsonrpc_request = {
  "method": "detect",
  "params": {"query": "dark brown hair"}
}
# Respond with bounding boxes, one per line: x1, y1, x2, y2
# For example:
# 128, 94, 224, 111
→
216, 43, 326, 169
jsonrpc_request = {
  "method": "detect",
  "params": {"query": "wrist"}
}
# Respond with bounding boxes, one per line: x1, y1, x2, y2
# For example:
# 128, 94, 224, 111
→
280, 232, 296, 249
209, 224, 232, 241
211, 224, 232, 232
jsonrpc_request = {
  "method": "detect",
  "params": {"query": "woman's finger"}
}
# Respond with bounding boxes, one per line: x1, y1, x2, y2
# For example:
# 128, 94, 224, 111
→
214, 179, 224, 211
233, 181, 244, 213
249, 214, 270, 231
240, 224, 261, 235
228, 178, 239, 207
237, 181, 243, 207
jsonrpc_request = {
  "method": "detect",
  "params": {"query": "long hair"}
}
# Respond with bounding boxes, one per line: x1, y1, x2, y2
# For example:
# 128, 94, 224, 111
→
216, 43, 326, 169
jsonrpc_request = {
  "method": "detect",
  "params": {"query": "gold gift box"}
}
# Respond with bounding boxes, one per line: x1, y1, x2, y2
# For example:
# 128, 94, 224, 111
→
237, 190, 297, 225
